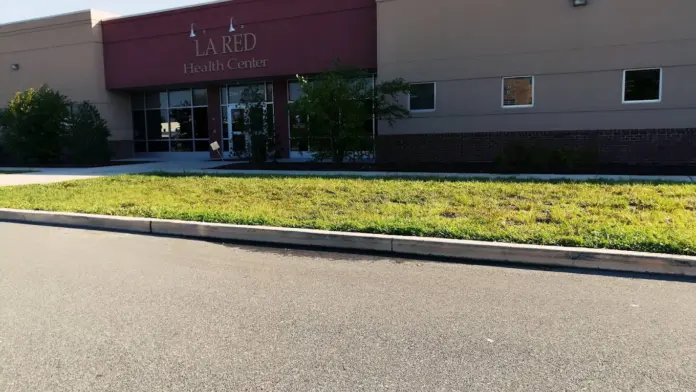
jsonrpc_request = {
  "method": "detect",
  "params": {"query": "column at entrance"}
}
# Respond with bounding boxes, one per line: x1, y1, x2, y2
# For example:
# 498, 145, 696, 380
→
206, 85, 222, 159
272, 79, 290, 159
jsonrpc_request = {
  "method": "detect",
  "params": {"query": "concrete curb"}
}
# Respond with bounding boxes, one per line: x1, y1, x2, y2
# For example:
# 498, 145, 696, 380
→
0, 208, 151, 233
1, 208, 695, 276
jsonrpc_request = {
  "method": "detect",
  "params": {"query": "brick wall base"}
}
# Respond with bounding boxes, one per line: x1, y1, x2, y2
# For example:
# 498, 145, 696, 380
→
377, 129, 696, 167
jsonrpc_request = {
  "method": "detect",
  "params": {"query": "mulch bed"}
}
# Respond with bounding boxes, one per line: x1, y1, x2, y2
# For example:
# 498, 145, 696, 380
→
209, 161, 696, 176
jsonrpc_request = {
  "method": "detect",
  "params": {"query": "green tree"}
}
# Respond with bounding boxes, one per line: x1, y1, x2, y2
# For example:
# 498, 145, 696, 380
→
65, 101, 111, 164
291, 63, 410, 163
0, 85, 71, 164
237, 84, 276, 163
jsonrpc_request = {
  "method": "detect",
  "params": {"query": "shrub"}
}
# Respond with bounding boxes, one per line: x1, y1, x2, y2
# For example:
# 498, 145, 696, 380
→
0, 86, 111, 165
65, 101, 111, 164
0, 85, 71, 164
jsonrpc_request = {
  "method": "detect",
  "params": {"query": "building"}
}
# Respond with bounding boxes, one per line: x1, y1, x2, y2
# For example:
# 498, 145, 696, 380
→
1, 0, 695, 167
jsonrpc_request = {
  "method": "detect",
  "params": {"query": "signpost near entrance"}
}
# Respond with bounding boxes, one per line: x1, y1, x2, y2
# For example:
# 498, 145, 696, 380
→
210, 141, 224, 161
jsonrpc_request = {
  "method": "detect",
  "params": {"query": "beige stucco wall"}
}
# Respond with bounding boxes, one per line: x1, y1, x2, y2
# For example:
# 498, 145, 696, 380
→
377, 0, 696, 135
0, 10, 133, 145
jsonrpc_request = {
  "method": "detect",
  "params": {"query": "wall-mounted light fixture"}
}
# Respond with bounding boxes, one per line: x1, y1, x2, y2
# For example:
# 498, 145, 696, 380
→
572, 0, 588, 6
229, 17, 236, 32
10, 63, 20, 71
189, 23, 196, 38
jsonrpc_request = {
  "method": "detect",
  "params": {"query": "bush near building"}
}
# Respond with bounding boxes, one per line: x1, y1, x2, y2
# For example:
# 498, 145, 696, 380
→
0, 85, 110, 165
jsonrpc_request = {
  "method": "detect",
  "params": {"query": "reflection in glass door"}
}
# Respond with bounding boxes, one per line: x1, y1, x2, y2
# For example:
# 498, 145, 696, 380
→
227, 104, 247, 158
220, 82, 274, 159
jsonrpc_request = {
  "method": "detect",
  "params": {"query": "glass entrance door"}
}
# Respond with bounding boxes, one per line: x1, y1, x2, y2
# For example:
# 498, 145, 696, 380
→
226, 104, 247, 158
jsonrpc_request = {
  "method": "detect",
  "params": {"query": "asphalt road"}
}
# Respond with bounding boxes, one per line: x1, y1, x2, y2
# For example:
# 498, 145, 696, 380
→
1, 223, 695, 391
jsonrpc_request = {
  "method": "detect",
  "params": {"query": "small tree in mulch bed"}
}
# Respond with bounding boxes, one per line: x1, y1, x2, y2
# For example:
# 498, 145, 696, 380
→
234, 84, 276, 164
291, 62, 411, 163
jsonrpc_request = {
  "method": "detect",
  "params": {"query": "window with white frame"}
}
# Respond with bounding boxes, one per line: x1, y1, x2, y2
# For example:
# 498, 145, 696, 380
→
409, 83, 436, 111
623, 68, 662, 103
502, 76, 534, 108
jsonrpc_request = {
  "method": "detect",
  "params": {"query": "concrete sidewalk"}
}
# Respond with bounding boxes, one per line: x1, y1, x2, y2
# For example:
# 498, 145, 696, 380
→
1, 160, 695, 186
0, 160, 218, 186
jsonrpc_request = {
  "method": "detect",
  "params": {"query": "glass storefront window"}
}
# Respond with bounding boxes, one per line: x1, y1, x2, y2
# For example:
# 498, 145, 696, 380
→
169, 108, 193, 139
194, 140, 210, 152
193, 89, 208, 106
131, 93, 145, 111
146, 109, 169, 140
146, 92, 167, 109
220, 86, 228, 105
147, 141, 170, 152
288, 81, 303, 101
266, 83, 274, 102
132, 111, 146, 140
228, 86, 245, 104
168, 90, 193, 108
193, 108, 208, 139
131, 88, 209, 153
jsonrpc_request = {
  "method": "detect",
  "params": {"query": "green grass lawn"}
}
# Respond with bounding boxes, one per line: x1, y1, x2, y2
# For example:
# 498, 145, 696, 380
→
1, 173, 695, 255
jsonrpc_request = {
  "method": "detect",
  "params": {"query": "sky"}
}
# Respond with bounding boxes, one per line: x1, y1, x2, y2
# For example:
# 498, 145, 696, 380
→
1, 0, 218, 24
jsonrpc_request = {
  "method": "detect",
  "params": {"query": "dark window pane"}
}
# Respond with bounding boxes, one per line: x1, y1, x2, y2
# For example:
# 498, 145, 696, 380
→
228, 86, 245, 104
288, 81, 302, 101
232, 134, 247, 154
220, 87, 228, 105
221, 106, 229, 137
249, 107, 264, 132
132, 111, 146, 140
169, 90, 192, 108
223, 140, 230, 152
134, 141, 147, 153
193, 107, 209, 139
231, 108, 245, 133
266, 104, 275, 133
265, 83, 274, 102
131, 93, 145, 111
171, 140, 193, 152
147, 141, 170, 152
146, 109, 169, 140
194, 140, 210, 152
169, 108, 193, 139
146, 92, 167, 109
291, 137, 310, 152
624, 69, 661, 102
193, 89, 208, 106
289, 108, 309, 151
409, 83, 435, 111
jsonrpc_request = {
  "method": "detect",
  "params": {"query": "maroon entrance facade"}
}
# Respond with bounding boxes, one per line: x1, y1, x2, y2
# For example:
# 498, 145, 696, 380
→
101, 0, 376, 159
